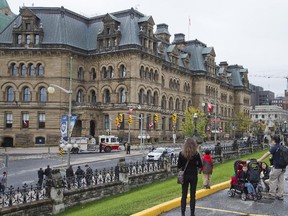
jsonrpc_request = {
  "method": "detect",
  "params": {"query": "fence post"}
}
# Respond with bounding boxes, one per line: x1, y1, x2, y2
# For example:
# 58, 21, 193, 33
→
50, 169, 65, 215
118, 158, 129, 183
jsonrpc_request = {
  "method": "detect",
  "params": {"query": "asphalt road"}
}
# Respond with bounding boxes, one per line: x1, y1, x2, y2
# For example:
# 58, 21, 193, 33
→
161, 173, 288, 216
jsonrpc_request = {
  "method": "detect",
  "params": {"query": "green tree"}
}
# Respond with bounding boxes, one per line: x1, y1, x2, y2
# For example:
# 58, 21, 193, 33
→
233, 112, 250, 136
181, 106, 208, 139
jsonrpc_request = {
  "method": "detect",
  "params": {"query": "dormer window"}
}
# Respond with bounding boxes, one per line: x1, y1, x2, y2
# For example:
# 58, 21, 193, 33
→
107, 27, 110, 35
25, 23, 31, 31
35, 35, 39, 45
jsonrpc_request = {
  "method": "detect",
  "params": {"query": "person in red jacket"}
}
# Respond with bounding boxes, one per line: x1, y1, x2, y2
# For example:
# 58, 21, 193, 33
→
202, 149, 213, 189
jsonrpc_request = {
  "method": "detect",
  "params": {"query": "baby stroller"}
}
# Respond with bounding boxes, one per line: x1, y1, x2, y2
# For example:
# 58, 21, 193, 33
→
227, 159, 262, 201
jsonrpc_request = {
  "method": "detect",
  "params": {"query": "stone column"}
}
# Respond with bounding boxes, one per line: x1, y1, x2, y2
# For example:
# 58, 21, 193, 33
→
50, 169, 65, 215
118, 158, 129, 183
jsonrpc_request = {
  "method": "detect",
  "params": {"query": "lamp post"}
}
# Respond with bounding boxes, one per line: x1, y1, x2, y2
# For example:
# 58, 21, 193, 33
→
48, 57, 73, 167
193, 113, 198, 135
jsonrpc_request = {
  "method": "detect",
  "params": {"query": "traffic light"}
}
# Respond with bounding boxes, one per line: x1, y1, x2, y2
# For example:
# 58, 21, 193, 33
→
60, 148, 64, 157
115, 117, 119, 126
154, 114, 158, 123
172, 113, 177, 123
118, 113, 123, 122
128, 115, 132, 124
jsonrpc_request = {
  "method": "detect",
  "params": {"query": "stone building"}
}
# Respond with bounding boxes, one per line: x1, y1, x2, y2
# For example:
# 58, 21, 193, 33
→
0, 3, 251, 147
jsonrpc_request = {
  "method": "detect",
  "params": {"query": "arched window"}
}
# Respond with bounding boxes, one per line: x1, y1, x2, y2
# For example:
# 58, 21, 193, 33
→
28, 63, 35, 76
39, 87, 47, 102
76, 90, 84, 103
120, 65, 126, 77
138, 89, 145, 104
140, 66, 144, 78
161, 76, 165, 87
6, 86, 14, 102
104, 89, 111, 103
144, 68, 149, 79
22, 87, 31, 102
11, 63, 17, 76
17, 34, 22, 44
119, 88, 126, 103
91, 68, 96, 80
35, 35, 39, 45
37, 64, 44, 76
147, 90, 152, 105
20, 63, 26, 76
182, 99, 186, 111
153, 92, 158, 106
90, 90, 96, 104
26, 34, 31, 44
108, 66, 114, 78
168, 97, 174, 110
175, 98, 180, 111
161, 96, 166, 109
188, 100, 192, 108
77, 67, 84, 80
102, 67, 107, 79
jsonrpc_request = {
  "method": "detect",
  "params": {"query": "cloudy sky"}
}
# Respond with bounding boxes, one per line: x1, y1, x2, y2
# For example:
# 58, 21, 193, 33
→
7, 0, 288, 96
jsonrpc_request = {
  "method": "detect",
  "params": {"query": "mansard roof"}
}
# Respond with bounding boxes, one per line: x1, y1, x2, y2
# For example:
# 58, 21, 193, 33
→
0, 0, 16, 32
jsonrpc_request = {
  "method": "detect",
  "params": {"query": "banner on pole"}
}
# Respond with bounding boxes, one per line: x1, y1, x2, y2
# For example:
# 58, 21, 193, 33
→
60, 115, 77, 142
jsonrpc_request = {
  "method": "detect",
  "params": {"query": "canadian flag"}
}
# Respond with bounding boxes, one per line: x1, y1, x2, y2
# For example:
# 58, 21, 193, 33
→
208, 103, 213, 113
128, 108, 133, 114
149, 122, 154, 129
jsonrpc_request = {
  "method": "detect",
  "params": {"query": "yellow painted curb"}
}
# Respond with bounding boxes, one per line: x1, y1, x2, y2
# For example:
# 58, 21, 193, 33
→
131, 180, 230, 216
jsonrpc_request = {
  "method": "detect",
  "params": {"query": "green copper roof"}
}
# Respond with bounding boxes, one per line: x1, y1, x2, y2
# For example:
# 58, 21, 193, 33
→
0, 0, 16, 32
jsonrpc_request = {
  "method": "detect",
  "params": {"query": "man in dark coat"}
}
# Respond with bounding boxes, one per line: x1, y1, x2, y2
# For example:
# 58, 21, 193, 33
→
37, 168, 44, 188
85, 164, 93, 186
65, 165, 75, 189
75, 166, 85, 187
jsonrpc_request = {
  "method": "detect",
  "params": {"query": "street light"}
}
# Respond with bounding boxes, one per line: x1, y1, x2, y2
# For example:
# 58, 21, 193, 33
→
47, 57, 73, 167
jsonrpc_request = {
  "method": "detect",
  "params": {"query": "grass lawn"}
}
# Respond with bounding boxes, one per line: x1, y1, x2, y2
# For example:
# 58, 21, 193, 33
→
59, 150, 269, 216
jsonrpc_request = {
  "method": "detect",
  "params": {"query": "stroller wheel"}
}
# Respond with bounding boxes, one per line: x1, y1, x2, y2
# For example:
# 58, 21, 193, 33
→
241, 193, 247, 201
227, 190, 235, 197
257, 192, 262, 200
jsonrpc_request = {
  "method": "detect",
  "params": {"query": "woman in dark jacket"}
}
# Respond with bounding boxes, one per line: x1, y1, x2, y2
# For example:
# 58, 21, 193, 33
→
177, 138, 202, 216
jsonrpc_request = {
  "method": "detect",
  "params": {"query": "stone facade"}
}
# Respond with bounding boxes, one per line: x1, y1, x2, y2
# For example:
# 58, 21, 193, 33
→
0, 4, 251, 147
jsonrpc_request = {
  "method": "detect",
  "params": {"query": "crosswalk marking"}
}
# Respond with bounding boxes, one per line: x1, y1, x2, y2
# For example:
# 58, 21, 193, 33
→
195, 206, 271, 216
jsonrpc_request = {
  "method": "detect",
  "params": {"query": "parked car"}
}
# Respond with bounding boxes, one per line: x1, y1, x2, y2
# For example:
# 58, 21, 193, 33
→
146, 147, 174, 161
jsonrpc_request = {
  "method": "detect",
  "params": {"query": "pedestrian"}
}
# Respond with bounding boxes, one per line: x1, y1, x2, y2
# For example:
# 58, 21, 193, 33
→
75, 166, 85, 187
0, 171, 7, 193
201, 149, 213, 189
257, 135, 286, 200
66, 165, 75, 189
85, 164, 93, 186
37, 168, 44, 188
99, 141, 103, 153
177, 137, 202, 216
44, 165, 52, 180
127, 143, 131, 154
215, 142, 222, 155
232, 139, 238, 151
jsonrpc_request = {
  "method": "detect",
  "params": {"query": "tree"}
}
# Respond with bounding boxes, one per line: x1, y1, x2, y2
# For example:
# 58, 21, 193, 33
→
233, 112, 250, 137
181, 106, 208, 139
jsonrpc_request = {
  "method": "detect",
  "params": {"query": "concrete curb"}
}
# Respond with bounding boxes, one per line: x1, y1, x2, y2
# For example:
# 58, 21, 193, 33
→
131, 180, 230, 216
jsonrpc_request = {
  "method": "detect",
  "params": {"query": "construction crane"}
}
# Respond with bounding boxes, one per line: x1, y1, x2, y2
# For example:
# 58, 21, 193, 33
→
248, 74, 288, 91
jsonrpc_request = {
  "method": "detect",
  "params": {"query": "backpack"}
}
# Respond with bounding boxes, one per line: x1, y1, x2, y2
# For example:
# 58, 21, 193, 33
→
277, 145, 288, 168
203, 160, 212, 174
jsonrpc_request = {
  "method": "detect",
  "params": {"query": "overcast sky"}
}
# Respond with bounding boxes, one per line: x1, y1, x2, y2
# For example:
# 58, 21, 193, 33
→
7, 0, 288, 97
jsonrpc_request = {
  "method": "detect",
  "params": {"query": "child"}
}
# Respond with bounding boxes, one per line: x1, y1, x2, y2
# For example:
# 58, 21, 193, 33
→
202, 149, 213, 189
239, 164, 255, 199
260, 162, 271, 192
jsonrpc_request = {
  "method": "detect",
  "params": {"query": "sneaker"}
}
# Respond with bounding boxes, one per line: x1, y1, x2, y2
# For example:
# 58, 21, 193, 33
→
276, 196, 284, 200
206, 186, 211, 189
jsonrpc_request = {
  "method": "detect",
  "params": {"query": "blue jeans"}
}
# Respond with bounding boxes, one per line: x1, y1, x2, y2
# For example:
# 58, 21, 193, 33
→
245, 182, 255, 194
